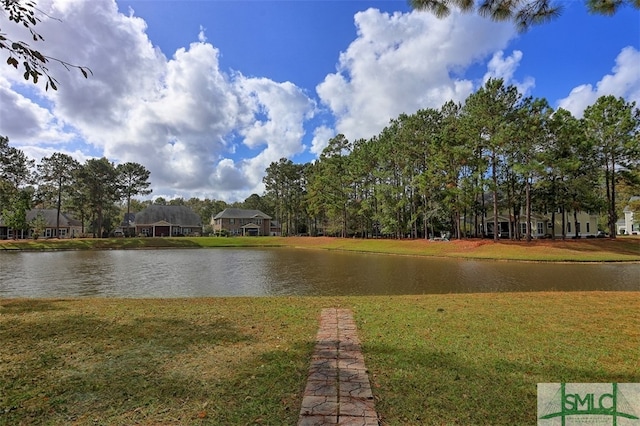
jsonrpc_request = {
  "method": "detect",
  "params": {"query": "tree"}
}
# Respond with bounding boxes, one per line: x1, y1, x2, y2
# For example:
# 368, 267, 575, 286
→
30, 211, 46, 239
116, 162, 152, 235
263, 158, 306, 235
1, 139, 38, 243
410, 0, 638, 32
307, 135, 353, 237
0, 136, 33, 189
1, 0, 91, 90
242, 193, 270, 214
77, 158, 120, 237
462, 78, 522, 241
510, 97, 552, 241
37, 152, 79, 237
2, 188, 30, 239
583, 96, 640, 238
540, 108, 584, 239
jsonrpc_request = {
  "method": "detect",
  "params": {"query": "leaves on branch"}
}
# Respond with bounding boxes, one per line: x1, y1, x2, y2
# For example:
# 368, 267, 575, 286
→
411, 0, 637, 31
1, 0, 91, 90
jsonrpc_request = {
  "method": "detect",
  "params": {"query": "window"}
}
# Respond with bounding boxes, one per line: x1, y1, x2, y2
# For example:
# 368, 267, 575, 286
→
520, 223, 527, 235
230, 219, 235, 224
45, 228, 53, 238
142, 228, 150, 236
537, 223, 544, 235
586, 223, 590, 233
59, 229, 67, 237
567, 223, 571, 233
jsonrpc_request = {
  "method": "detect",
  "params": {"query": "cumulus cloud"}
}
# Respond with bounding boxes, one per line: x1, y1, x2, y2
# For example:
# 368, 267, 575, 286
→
310, 125, 336, 156
557, 46, 640, 117
0, 0, 315, 201
10, 1, 630, 203
0, 76, 72, 143
316, 8, 515, 141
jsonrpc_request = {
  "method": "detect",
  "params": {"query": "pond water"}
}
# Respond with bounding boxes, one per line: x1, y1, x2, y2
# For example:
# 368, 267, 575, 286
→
0, 248, 638, 298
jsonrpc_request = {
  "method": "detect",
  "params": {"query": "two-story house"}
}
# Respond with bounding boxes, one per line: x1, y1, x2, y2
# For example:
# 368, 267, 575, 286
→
211, 208, 272, 236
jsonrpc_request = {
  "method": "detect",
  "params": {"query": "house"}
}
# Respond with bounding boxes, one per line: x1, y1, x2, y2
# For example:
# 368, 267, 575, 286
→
616, 196, 639, 235
269, 220, 282, 237
0, 209, 83, 239
211, 208, 272, 236
476, 208, 599, 239
134, 205, 202, 237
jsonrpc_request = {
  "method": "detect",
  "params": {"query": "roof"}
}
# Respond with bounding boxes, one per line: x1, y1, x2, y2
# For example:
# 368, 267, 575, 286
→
213, 208, 271, 220
26, 209, 82, 227
135, 205, 202, 226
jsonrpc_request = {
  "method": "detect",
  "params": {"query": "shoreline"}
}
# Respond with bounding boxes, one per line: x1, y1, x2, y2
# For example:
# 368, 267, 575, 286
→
1, 235, 638, 263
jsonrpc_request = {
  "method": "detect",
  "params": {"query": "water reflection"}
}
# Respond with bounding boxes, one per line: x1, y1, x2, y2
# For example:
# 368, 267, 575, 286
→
0, 248, 638, 298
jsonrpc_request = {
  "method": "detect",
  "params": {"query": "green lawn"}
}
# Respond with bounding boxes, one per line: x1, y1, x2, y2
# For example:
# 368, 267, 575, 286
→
1, 235, 639, 262
1, 293, 638, 425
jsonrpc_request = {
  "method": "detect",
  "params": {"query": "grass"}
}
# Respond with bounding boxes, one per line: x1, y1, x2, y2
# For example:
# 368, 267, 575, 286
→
1, 235, 639, 262
1, 293, 638, 425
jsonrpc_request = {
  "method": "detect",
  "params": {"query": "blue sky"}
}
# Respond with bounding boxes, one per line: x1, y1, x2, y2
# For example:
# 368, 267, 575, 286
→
1, 0, 638, 202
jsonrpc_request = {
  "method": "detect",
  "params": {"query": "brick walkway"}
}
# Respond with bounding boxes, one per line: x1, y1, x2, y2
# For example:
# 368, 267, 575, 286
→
298, 308, 379, 426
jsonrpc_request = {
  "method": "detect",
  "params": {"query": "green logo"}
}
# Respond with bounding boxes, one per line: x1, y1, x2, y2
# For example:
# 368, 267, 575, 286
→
538, 383, 640, 425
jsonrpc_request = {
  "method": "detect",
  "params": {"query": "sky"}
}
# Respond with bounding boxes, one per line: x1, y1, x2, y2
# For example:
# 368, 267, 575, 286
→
1, 0, 639, 202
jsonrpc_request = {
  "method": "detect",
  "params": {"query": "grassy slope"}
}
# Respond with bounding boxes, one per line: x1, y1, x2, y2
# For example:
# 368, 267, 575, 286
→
1, 235, 639, 262
1, 294, 638, 425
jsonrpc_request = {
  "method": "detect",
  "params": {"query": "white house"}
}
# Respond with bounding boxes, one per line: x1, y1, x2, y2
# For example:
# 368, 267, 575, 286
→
616, 196, 639, 235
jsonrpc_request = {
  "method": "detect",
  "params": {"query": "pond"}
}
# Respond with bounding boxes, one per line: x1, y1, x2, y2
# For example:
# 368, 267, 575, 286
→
0, 248, 638, 298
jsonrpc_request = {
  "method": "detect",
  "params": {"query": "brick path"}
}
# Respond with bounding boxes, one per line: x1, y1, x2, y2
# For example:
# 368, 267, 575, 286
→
298, 308, 379, 426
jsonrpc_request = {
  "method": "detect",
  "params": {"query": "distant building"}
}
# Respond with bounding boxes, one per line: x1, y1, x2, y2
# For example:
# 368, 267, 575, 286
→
134, 205, 202, 237
616, 196, 639, 235
211, 208, 272, 236
0, 209, 82, 239
468, 207, 599, 239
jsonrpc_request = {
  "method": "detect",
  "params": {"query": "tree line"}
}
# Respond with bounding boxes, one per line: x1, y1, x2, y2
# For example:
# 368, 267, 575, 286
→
0, 135, 270, 237
0, 140, 153, 238
263, 79, 640, 240
2, 79, 639, 240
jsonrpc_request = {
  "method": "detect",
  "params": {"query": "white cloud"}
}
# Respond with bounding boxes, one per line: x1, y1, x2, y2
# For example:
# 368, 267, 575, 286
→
13, 1, 633, 204
198, 26, 208, 43
310, 125, 336, 156
483, 50, 535, 95
557, 46, 640, 117
0, 76, 72, 144
0, 0, 316, 202
235, 77, 315, 154
316, 8, 515, 142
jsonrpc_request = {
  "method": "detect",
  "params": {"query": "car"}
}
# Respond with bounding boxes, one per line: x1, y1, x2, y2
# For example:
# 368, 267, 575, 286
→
596, 231, 607, 238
